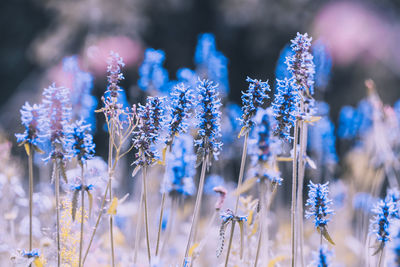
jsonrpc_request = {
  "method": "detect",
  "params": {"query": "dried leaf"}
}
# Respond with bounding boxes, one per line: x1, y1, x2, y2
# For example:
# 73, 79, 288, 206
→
305, 116, 321, 123
60, 164, 68, 184
371, 242, 385, 256
189, 243, 199, 257
247, 210, 254, 226
306, 156, 317, 169
319, 226, 335, 245
72, 190, 79, 221
233, 177, 258, 196
238, 126, 247, 138
107, 197, 118, 215
267, 255, 285, 267
131, 165, 141, 177
33, 257, 44, 267
276, 157, 293, 162
33, 145, 45, 154
24, 143, 30, 156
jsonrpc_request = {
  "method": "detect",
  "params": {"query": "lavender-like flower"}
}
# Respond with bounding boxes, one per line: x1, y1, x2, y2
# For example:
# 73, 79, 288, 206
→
41, 83, 72, 159
106, 51, 125, 98
138, 48, 169, 92
132, 96, 166, 166
239, 77, 270, 135
162, 135, 196, 197
165, 83, 194, 146
67, 119, 95, 165
16, 102, 45, 148
194, 79, 222, 166
387, 188, 400, 218
370, 198, 397, 250
271, 77, 299, 141
311, 245, 333, 267
285, 32, 315, 96
305, 181, 334, 229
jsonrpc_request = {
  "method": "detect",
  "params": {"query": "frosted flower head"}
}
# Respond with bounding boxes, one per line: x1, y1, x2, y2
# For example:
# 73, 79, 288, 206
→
285, 32, 315, 96
67, 119, 95, 165
271, 77, 300, 141
138, 48, 169, 92
132, 96, 166, 166
239, 77, 270, 134
370, 198, 397, 244
162, 135, 196, 197
166, 83, 194, 146
305, 181, 334, 229
310, 245, 333, 267
106, 51, 125, 97
15, 102, 45, 147
194, 79, 222, 167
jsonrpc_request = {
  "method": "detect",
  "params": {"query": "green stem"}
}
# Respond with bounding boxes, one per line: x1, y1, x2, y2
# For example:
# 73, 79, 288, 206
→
54, 161, 61, 267
291, 121, 299, 267
297, 120, 307, 267
133, 181, 144, 264
155, 192, 166, 256
160, 197, 178, 257
28, 144, 33, 251
182, 155, 208, 267
254, 181, 267, 267
79, 164, 85, 267
224, 221, 236, 267
234, 133, 249, 214
109, 178, 115, 267
142, 166, 152, 264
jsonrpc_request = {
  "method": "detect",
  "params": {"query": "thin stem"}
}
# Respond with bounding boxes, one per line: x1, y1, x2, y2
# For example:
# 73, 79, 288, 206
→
108, 118, 115, 267
155, 192, 166, 256
79, 164, 85, 267
224, 221, 236, 267
28, 144, 33, 251
234, 133, 249, 214
142, 166, 152, 264
254, 181, 267, 267
54, 161, 61, 267
109, 178, 115, 267
82, 180, 110, 264
291, 121, 299, 267
133, 182, 144, 264
182, 155, 208, 267
377, 247, 384, 267
297, 120, 307, 267
160, 196, 178, 257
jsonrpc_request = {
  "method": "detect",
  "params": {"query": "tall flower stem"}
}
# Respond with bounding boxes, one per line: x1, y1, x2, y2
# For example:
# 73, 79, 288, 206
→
160, 196, 178, 257
291, 121, 299, 267
133, 183, 144, 264
297, 117, 307, 267
108, 120, 116, 267
224, 132, 249, 267
155, 192, 166, 256
28, 144, 34, 251
234, 133, 249, 213
53, 161, 61, 267
254, 181, 267, 267
79, 164, 85, 267
182, 154, 208, 267
142, 165, 152, 264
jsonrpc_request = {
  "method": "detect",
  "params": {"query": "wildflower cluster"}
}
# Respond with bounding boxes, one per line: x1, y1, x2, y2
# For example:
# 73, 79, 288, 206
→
370, 198, 397, 245
165, 83, 193, 146
311, 245, 333, 267
67, 119, 95, 165
138, 48, 169, 92
162, 135, 196, 197
132, 96, 166, 166
194, 79, 222, 166
239, 77, 270, 135
15, 102, 44, 148
272, 77, 299, 141
285, 32, 315, 96
305, 181, 334, 229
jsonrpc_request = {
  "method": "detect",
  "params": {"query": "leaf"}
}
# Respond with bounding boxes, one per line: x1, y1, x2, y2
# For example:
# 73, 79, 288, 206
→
107, 197, 118, 215
24, 143, 30, 156
306, 156, 317, 169
159, 146, 167, 166
267, 255, 285, 267
371, 242, 385, 256
247, 210, 254, 226
72, 190, 79, 221
250, 220, 258, 237
189, 243, 199, 257
305, 116, 321, 123
276, 157, 293, 162
238, 221, 244, 260
33, 145, 45, 154
60, 164, 68, 184
233, 177, 258, 196
131, 165, 141, 177
33, 257, 43, 267
319, 226, 335, 245
238, 126, 247, 138
87, 190, 93, 219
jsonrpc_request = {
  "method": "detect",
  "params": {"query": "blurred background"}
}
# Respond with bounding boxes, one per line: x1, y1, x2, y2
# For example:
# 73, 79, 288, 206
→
2, 0, 400, 159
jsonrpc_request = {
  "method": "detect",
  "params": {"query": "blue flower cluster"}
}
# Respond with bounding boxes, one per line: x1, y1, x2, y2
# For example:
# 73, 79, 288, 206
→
67, 119, 95, 165
311, 245, 332, 267
271, 77, 299, 141
166, 83, 194, 146
162, 135, 196, 197
370, 197, 397, 244
285, 32, 315, 96
41, 84, 72, 159
337, 100, 373, 140
22, 249, 40, 258
138, 48, 169, 93
220, 209, 247, 223
16, 102, 45, 147
194, 79, 222, 165
63, 56, 97, 131
305, 181, 334, 229
387, 188, 400, 218
312, 40, 332, 91
239, 77, 270, 134
132, 96, 166, 166
194, 33, 229, 96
